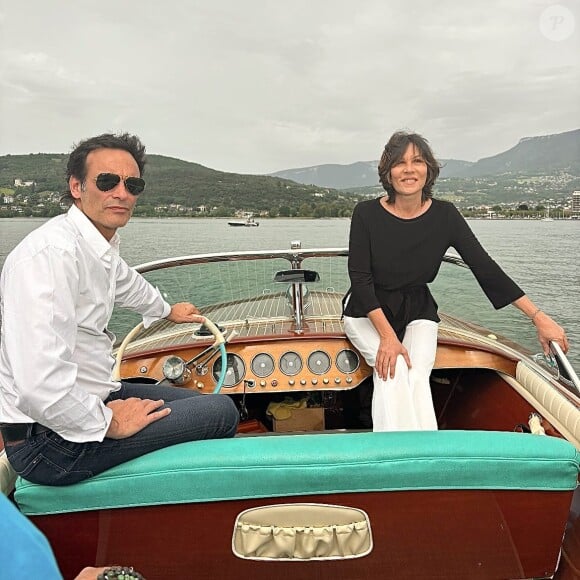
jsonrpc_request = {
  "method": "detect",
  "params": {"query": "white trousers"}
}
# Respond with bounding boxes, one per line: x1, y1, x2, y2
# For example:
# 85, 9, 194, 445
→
344, 317, 439, 432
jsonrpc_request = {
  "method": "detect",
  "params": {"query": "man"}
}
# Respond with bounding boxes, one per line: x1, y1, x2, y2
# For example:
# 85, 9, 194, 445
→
0, 133, 239, 486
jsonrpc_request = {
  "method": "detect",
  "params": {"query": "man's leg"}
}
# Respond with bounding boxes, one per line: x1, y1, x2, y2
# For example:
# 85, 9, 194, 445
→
109, 381, 240, 445
6, 384, 239, 486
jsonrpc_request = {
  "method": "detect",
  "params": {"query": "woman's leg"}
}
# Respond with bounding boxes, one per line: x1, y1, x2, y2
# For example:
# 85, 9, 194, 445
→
401, 320, 439, 430
344, 316, 418, 431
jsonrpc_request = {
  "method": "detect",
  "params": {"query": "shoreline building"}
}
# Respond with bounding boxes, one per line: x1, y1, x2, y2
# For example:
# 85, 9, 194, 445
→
573, 191, 580, 219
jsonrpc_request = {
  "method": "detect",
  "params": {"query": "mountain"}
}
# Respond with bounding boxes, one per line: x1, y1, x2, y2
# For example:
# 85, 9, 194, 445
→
270, 129, 580, 188
458, 128, 580, 177
270, 161, 379, 189
440, 159, 475, 177
0, 154, 356, 215
270, 158, 474, 188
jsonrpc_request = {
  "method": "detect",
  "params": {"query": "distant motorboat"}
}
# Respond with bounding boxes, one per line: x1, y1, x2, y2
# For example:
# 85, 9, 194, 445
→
228, 217, 259, 227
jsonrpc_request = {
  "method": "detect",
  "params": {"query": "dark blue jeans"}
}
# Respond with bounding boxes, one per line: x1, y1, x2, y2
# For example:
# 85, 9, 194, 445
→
5, 382, 239, 486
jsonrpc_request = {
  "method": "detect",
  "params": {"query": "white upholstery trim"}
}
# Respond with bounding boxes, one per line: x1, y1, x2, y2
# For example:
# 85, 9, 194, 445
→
508, 363, 580, 450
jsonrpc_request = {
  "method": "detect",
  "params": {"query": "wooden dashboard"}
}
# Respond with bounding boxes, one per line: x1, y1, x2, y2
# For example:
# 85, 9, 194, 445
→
120, 336, 373, 394
119, 334, 518, 395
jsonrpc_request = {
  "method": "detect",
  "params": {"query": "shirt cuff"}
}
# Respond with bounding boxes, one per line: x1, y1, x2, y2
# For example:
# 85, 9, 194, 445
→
96, 404, 114, 442
142, 297, 171, 329
50, 402, 114, 443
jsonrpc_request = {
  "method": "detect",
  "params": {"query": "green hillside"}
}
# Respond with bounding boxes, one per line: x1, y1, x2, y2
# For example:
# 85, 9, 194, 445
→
0, 153, 358, 217
0, 153, 67, 192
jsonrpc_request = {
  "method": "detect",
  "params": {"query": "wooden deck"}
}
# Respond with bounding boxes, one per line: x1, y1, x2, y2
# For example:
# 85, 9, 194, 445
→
124, 290, 523, 357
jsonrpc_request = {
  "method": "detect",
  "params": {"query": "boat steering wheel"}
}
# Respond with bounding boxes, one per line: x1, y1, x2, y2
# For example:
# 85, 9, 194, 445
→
112, 316, 229, 393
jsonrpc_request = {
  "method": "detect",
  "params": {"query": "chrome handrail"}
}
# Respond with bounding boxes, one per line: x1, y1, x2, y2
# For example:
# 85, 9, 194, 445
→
134, 248, 469, 274
134, 247, 349, 274
550, 341, 580, 395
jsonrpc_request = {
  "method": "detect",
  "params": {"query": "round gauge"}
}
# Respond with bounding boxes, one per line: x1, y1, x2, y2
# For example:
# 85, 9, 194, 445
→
336, 349, 360, 373
251, 353, 275, 377
279, 351, 303, 376
307, 350, 331, 375
212, 353, 245, 387
162, 356, 187, 381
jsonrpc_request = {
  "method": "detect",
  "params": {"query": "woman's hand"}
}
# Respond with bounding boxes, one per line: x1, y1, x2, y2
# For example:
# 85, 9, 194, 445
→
534, 311, 569, 354
512, 297, 569, 356
366, 308, 411, 380
375, 334, 411, 380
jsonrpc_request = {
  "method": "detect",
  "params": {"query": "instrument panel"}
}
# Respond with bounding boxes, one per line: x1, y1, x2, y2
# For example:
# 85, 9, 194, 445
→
121, 337, 372, 394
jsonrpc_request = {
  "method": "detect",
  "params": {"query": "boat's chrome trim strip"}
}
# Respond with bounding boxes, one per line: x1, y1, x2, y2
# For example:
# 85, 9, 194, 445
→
133, 250, 470, 274
134, 248, 349, 273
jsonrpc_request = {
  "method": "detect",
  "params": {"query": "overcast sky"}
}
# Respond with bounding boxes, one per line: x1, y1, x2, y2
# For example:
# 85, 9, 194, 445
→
0, 1, 578, 174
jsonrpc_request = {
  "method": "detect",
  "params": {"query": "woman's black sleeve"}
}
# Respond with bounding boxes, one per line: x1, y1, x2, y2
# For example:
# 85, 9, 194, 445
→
449, 205, 524, 309
347, 204, 381, 313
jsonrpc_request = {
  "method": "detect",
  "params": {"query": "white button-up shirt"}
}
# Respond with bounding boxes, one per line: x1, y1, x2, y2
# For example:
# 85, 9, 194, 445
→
0, 205, 170, 442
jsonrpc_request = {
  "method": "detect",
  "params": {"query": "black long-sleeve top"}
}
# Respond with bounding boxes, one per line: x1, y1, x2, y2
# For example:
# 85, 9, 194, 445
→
344, 197, 524, 337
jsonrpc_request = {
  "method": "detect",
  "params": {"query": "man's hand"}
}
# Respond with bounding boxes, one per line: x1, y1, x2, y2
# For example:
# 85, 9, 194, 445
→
167, 301, 203, 324
74, 566, 144, 580
74, 567, 108, 580
105, 397, 171, 439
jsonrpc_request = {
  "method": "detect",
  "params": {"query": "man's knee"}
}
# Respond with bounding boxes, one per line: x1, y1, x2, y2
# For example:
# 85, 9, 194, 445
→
210, 395, 239, 436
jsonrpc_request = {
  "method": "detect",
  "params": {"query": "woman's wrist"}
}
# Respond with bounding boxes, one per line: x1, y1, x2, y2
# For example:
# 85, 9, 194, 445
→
378, 330, 398, 341
529, 308, 543, 324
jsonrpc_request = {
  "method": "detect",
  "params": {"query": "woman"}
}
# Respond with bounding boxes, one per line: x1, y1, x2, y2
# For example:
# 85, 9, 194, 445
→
343, 131, 569, 432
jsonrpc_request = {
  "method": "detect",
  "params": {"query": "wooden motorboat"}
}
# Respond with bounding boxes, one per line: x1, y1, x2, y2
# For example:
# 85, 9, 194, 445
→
2, 244, 580, 580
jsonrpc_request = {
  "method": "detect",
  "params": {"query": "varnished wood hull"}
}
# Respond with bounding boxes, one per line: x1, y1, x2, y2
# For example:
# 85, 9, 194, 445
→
34, 489, 573, 580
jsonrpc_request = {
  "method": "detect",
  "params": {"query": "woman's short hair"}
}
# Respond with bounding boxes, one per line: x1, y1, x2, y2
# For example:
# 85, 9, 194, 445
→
378, 131, 440, 203
61, 133, 146, 204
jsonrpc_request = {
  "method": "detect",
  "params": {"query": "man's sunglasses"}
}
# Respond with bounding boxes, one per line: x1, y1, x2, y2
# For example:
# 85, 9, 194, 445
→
92, 173, 146, 196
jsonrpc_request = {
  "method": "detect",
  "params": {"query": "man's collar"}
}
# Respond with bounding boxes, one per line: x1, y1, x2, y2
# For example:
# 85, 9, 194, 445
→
67, 205, 120, 258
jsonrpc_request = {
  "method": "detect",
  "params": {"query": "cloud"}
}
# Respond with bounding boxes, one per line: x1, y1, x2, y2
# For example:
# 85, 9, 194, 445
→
0, 0, 578, 172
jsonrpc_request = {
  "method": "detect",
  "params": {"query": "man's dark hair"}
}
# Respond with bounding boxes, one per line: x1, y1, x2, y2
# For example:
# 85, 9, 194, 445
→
378, 131, 440, 204
61, 133, 146, 204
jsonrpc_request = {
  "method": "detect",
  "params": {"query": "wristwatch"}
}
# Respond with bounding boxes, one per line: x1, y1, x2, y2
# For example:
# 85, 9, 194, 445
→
97, 566, 145, 580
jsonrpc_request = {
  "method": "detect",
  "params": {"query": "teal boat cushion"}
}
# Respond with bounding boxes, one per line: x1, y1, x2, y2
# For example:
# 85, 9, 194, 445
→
15, 430, 580, 516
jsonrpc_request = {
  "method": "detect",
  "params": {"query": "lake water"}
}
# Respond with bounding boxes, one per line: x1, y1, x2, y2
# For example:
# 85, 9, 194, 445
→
1, 216, 579, 369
